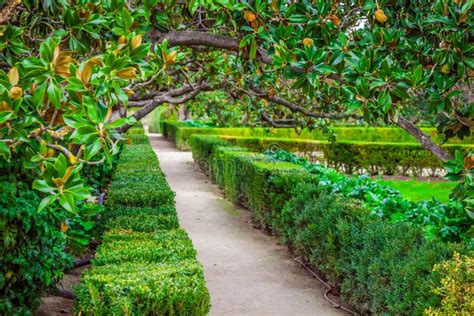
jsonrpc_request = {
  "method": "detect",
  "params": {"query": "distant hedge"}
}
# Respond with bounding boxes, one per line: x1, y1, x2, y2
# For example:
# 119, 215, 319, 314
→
190, 135, 471, 315
189, 134, 473, 176
162, 120, 473, 150
74, 133, 210, 315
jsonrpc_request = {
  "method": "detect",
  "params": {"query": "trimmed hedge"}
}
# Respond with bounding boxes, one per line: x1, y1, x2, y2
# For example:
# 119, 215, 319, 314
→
74, 135, 210, 315
162, 120, 473, 150
190, 135, 470, 315
190, 134, 473, 176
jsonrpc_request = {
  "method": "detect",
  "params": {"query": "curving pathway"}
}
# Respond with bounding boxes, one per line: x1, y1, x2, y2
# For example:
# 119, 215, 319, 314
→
150, 134, 345, 316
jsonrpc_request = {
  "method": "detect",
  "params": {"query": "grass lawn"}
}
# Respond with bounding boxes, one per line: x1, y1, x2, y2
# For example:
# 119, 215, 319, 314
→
377, 179, 456, 203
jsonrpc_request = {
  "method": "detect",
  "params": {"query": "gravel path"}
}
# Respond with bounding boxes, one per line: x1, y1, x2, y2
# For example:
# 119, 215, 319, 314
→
151, 134, 345, 316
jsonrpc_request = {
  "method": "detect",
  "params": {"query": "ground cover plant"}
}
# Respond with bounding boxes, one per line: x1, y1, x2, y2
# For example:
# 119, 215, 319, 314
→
74, 135, 210, 315
189, 134, 473, 315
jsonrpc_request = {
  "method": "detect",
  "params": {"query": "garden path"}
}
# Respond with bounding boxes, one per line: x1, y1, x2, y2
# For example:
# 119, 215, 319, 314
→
150, 134, 345, 316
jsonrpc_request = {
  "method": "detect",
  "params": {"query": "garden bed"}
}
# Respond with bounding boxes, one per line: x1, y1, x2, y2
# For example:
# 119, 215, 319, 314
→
189, 134, 472, 315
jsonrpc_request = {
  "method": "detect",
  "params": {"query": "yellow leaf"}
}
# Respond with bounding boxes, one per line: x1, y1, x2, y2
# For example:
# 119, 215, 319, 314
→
104, 107, 113, 122
52, 177, 66, 188
464, 155, 474, 170
130, 34, 142, 50
271, 0, 279, 12
118, 35, 127, 45
124, 88, 135, 96
261, 99, 268, 106
8, 67, 19, 85
162, 50, 178, 66
81, 62, 92, 85
0, 101, 12, 111
116, 67, 137, 79
52, 45, 60, 65
55, 51, 74, 79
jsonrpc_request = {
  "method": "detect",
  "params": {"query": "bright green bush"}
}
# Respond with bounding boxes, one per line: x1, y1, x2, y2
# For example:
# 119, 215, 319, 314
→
103, 214, 179, 232
75, 137, 209, 315
75, 261, 209, 316
93, 230, 196, 266
163, 121, 473, 151
125, 133, 150, 145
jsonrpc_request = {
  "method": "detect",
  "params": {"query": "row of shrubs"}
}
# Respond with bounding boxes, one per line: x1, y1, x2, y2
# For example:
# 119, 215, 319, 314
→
189, 134, 473, 315
162, 122, 473, 176
218, 135, 472, 176
161, 120, 473, 150
74, 134, 210, 315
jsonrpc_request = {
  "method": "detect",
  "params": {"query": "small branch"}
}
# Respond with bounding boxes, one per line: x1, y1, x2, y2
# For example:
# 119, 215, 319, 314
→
0, 0, 21, 24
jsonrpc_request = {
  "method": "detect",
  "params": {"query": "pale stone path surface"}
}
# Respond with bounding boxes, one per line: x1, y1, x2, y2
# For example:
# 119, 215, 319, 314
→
150, 134, 345, 316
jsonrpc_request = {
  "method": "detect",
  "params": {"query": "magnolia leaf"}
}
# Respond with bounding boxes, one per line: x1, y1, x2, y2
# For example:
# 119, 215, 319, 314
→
8, 67, 19, 85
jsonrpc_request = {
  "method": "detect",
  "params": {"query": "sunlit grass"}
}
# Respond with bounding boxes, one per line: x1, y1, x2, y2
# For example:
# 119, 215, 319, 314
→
377, 179, 456, 203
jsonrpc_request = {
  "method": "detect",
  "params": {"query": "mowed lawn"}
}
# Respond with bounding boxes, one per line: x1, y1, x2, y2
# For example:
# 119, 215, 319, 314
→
377, 179, 456, 203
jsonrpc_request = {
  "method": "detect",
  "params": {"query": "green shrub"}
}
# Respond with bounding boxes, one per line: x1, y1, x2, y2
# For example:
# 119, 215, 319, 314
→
190, 135, 470, 315
279, 184, 463, 314
0, 182, 73, 315
75, 137, 209, 315
93, 230, 196, 266
163, 121, 473, 150
75, 260, 210, 316
125, 133, 150, 145
192, 134, 473, 176
103, 213, 179, 232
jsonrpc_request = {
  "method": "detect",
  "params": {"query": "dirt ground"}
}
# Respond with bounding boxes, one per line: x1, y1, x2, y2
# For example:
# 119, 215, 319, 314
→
151, 134, 347, 316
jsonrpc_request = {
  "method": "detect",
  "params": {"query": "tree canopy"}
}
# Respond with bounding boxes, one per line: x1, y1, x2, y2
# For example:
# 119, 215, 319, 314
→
0, 0, 473, 212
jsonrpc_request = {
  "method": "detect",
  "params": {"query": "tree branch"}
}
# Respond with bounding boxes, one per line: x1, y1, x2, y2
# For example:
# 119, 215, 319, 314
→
0, 0, 21, 24
118, 81, 212, 133
390, 115, 453, 162
162, 31, 239, 50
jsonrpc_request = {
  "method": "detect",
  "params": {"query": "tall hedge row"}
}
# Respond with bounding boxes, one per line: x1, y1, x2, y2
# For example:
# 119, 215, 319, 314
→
189, 135, 470, 315
74, 134, 210, 315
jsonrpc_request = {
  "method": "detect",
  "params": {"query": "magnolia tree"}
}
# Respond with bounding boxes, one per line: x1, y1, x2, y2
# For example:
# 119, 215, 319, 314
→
0, 0, 473, 214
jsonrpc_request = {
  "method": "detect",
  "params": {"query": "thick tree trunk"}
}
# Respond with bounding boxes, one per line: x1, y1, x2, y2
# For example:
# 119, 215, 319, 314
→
391, 115, 453, 162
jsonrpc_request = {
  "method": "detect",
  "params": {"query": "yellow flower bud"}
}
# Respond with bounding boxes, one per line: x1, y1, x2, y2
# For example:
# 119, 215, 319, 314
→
10, 86, 22, 100
375, 9, 387, 23
303, 38, 314, 47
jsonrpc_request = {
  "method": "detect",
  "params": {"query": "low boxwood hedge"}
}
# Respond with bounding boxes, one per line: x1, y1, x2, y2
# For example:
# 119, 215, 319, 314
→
190, 135, 471, 315
75, 260, 209, 316
74, 136, 210, 315
189, 134, 473, 176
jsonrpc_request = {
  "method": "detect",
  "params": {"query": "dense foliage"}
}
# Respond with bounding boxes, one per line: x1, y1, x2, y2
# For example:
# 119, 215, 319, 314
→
265, 149, 473, 243
189, 134, 471, 315
1, 0, 472, 213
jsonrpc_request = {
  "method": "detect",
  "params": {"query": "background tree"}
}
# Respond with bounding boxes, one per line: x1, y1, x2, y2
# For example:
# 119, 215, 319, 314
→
0, 0, 472, 212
